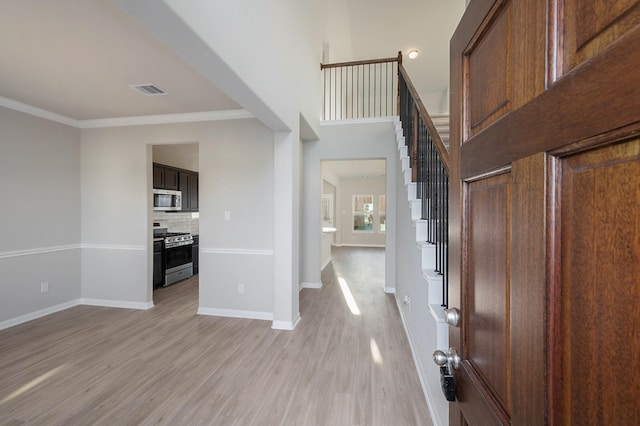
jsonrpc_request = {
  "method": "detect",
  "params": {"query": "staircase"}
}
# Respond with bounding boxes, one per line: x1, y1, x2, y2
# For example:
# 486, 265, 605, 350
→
394, 117, 449, 350
430, 114, 450, 149
319, 53, 451, 350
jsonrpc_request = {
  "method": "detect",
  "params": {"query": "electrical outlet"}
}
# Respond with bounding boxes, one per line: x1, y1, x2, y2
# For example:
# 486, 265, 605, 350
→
224, 210, 231, 221
238, 283, 245, 294
40, 282, 49, 293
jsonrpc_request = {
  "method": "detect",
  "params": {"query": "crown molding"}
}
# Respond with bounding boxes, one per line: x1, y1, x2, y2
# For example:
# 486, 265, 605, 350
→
0, 96, 254, 128
0, 96, 79, 127
78, 109, 254, 128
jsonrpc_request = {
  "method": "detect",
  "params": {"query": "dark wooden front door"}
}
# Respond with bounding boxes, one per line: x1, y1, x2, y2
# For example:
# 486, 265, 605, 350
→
448, 0, 640, 424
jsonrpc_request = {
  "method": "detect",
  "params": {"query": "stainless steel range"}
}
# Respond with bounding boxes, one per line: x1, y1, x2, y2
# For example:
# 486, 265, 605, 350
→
154, 226, 194, 287
163, 232, 194, 286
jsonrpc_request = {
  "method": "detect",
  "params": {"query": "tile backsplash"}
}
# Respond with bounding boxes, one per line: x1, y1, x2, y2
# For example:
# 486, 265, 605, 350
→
153, 211, 199, 235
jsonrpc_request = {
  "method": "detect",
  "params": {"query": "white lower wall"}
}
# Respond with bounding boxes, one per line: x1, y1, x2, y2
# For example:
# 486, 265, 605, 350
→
198, 250, 274, 318
0, 249, 81, 328
320, 230, 334, 270
80, 247, 148, 305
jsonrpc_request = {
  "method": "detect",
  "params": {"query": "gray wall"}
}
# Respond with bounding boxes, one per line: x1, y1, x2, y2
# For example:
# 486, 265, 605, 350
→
1, 111, 279, 326
80, 119, 275, 317
0, 107, 81, 326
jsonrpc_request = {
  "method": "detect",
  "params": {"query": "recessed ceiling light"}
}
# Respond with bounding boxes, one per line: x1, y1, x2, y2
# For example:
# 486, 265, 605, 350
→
408, 50, 419, 59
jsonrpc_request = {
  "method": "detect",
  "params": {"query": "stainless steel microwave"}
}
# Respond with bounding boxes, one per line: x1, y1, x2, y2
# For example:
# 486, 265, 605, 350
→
153, 189, 182, 211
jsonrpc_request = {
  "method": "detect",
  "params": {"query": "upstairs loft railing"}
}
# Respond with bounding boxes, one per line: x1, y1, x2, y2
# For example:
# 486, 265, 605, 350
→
321, 53, 401, 120
321, 53, 450, 308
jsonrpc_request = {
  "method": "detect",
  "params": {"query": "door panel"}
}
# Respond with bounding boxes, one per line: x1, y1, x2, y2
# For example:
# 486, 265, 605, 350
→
561, 0, 640, 75
465, 2, 512, 138
450, 0, 640, 424
466, 173, 511, 414
552, 139, 640, 425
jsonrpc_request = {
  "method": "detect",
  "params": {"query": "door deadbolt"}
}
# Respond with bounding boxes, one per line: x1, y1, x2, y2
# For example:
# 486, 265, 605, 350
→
444, 307, 461, 327
433, 348, 460, 402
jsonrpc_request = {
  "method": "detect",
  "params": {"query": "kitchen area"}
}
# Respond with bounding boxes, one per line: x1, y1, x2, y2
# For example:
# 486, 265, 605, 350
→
152, 144, 200, 291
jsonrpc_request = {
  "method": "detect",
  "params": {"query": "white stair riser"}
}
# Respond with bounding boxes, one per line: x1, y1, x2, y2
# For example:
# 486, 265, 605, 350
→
425, 271, 443, 304
415, 220, 427, 241
407, 182, 417, 201
399, 145, 408, 158
401, 156, 410, 171
416, 219, 438, 241
411, 200, 422, 221
416, 220, 438, 242
421, 244, 436, 270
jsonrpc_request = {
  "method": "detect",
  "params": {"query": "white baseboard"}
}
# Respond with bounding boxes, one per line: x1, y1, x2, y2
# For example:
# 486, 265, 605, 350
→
301, 282, 322, 290
0, 299, 81, 330
197, 307, 273, 321
272, 312, 301, 331
321, 258, 332, 270
394, 294, 445, 426
80, 298, 154, 310
0, 298, 155, 331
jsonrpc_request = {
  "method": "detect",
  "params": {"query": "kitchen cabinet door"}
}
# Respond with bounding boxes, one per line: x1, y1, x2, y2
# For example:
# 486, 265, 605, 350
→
179, 171, 199, 212
153, 163, 179, 190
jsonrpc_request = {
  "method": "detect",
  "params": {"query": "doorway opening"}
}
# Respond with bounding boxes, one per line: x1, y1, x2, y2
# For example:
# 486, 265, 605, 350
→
320, 159, 387, 290
151, 142, 199, 307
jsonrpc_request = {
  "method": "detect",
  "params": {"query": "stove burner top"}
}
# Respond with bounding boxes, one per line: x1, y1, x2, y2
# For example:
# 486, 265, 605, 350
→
155, 232, 189, 238
160, 232, 193, 248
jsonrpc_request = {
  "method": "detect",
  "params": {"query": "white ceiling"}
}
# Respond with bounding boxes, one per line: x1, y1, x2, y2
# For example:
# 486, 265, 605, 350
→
323, 159, 386, 179
325, 0, 466, 112
0, 0, 240, 120
0, 0, 464, 122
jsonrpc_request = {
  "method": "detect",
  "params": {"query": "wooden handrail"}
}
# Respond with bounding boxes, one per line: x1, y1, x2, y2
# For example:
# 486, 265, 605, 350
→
398, 64, 450, 173
321, 51, 402, 69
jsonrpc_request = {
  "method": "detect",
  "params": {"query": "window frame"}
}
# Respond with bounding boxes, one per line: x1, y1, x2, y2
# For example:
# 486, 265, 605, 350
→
352, 194, 375, 233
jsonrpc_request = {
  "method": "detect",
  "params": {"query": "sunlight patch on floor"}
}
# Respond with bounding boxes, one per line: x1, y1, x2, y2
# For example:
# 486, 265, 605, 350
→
0, 365, 65, 404
338, 277, 361, 315
370, 338, 384, 364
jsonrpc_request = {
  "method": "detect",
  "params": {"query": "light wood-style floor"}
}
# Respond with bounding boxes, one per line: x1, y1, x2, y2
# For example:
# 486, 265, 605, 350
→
0, 247, 432, 425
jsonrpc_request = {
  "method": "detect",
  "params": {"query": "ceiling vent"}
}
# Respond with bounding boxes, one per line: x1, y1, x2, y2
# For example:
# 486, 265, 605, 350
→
130, 84, 167, 96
